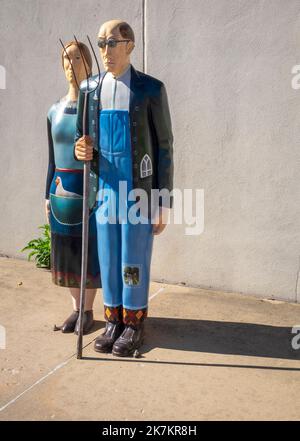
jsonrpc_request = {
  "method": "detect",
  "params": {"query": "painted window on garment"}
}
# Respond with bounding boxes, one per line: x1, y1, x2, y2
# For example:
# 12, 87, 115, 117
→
140, 154, 153, 178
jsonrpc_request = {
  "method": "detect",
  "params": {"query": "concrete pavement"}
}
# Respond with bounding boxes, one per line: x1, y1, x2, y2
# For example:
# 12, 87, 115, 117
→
0, 256, 300, 420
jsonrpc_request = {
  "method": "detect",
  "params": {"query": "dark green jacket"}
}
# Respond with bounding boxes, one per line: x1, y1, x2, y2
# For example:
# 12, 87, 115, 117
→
75, 65, 174, 212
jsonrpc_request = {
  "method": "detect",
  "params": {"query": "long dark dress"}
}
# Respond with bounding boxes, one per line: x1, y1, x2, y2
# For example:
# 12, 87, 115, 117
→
45, 98, 101, 288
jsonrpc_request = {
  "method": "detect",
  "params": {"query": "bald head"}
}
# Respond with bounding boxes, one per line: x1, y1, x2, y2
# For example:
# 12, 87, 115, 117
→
98, 19, 135, 43
97, 19, 135, 77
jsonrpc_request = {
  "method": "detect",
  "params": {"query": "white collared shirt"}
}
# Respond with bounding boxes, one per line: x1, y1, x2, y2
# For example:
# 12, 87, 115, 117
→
100, 64, 131, 111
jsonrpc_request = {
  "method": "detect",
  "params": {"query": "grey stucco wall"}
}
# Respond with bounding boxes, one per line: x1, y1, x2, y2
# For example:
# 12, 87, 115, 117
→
0, 0, 299, 302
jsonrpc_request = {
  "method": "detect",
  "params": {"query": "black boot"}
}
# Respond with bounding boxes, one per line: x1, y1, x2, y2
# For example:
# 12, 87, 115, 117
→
60, 310, 79, 333
94, 321, 125, 353
74, 310, 94, 335
112, 323, 145, 357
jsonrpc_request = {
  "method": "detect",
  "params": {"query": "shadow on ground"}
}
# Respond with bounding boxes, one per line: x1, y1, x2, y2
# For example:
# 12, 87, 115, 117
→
83, 317, 300, 370
141, 317, 300, 360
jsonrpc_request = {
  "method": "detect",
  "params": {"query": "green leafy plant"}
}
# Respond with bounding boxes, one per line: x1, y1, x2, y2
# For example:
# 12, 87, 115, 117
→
21, 224, 51, 269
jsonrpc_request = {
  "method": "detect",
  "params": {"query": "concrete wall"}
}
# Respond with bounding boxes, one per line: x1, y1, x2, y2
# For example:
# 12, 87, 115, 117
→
0, 0, 300, 302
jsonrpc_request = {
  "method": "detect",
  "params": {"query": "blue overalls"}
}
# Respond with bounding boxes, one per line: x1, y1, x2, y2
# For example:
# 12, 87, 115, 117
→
95, 67, 154, 327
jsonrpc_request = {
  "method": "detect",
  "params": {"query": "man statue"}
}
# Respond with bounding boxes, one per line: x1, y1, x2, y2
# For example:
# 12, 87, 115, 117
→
75, 19, 174, 357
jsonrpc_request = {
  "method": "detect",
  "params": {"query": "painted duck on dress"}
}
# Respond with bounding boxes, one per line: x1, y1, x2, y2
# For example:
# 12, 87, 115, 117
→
50, 175, 84, 226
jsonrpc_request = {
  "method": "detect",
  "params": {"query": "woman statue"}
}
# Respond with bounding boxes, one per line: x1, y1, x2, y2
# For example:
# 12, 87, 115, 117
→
45, 41, 101, 334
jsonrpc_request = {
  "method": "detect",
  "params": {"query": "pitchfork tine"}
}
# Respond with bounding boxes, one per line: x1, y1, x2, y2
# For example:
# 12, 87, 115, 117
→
59, 38, 80, 90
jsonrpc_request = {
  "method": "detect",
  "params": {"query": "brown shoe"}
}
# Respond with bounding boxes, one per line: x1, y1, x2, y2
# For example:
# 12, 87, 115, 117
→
94, 321, 125, 353
74, 310, 94, 335
60, 310, 79, 333
112, 324, 145, 357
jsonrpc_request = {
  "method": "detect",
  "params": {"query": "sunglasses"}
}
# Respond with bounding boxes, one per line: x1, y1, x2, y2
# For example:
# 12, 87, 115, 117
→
97, 38, 130, 49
